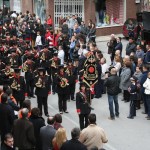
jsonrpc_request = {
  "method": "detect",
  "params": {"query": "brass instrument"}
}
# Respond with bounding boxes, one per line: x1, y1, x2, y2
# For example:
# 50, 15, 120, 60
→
40, 52, 46, 61
35, 77, 42, 88
65, 67, 71, 76
22, 63, 28, 72
51, 59, 57, 68
59, 76, 69, 88
11, 79, 21, 91
4, 68, 14, 78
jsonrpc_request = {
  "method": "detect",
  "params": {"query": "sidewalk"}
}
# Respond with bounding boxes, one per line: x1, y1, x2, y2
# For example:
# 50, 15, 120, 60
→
96, 33, 125, 42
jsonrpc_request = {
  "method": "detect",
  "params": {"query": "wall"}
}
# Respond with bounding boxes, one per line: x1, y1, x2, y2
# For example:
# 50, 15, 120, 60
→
21, 0, 33, 14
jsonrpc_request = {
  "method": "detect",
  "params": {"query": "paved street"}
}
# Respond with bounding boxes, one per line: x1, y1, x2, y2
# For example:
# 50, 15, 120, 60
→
30, 37, 150, 150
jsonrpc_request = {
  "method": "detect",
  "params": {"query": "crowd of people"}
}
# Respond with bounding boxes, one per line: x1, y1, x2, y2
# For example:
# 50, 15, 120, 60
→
0, 8, 150, 150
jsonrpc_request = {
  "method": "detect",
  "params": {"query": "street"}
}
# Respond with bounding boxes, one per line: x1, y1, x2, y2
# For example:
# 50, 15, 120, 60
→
30, 38, 150, 150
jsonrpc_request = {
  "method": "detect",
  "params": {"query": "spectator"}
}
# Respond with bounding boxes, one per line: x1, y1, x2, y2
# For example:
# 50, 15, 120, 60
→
135, 45, 144, 59
29, 107, 45, 150
40, 116, 56, 150
104, 68, 120, 120
143, 72, 150, 120
79, 114, 108, 150
58, 45, 65, 65
126, 37, 136, 56
144, 44, 150, 64
54, 113, 63, 130
68, 15, 77, 38
52, 128, 67, 150
0, 94, 15, 142
47, 15, 53, 28
1, 133, 15, 150
35, 31, 43, 51
13, 108, 36, 150
115, 37, 123, 56
120, 60, 132, 102
61, 127, 87, 150
88, 23, 96, 43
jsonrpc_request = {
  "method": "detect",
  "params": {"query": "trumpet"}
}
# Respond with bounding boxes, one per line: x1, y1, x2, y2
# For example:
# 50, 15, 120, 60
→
11, 79, 21, 91
59, 77, 69, 88
35, 77, 42, 88
22, 63, 28, 72
4, 68, 14, 78
40, 52, 46, 61
51, 59, 57, 68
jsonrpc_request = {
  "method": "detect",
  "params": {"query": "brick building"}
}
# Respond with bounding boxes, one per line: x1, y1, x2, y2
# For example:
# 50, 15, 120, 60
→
4, 0, 141, 36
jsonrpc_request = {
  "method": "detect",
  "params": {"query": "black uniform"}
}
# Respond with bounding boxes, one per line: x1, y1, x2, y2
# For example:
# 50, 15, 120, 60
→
56, 71, 69, 113
50, 57, 61, 94
10, 75, 26, 108
35, 71, 51, 116
65, 64, 77, 100
23, 59, 36, 98
76, 91, 91, 130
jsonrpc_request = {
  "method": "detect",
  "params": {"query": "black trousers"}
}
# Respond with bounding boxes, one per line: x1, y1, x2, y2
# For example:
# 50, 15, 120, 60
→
129, 94, 137, 117
123, 90, 130, 102
79, 114, 89, 130
26, 80, 34, 97
52, 74, 57, 93
58, 94, 67, 112
37, 96, 48, 115
68, 83, 76, 100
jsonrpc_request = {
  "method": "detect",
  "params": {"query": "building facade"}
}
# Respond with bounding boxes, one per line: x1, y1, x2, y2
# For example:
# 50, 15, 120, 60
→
5, 0, 140, 36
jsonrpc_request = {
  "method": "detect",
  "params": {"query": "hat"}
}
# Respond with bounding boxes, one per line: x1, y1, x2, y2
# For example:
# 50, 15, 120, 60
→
79, 82, 86, 87
5, 62, 11, 66
10, 48, 16, 53
53, 52, 58, 57
26, 40, 30, 44
27, 55, 33, 60
38, 67, 45, 72
43, 44, 48, 49
14, 68, 21, 73
19, 35, 23, 39
58, 65, 64, 69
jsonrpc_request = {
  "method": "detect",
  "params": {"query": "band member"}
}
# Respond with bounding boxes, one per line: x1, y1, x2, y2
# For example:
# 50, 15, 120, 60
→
35, 67, 51, 117
10, 68, 26, 108
56, 65, 69, 114
50, 52, 61, 94
65, 60, 78, 101
22, 56, 36, 99
76, 82, 91, 130
1, 62, 14, 85
39, 45, 52, 75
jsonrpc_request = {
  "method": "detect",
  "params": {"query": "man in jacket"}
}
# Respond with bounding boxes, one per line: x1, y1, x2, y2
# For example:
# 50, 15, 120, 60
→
61, 127, 87, 150
13, 108, 36, 150
104, 68, 120, 120
40, 116, 56, 150
0, 94, 15, 142
79, 114, 108, 150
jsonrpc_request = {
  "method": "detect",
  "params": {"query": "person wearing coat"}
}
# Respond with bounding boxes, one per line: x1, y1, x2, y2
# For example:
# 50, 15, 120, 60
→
119, 61, 132, 102
13, 108, 36, 150
76, 82, 91, 130
40, 116, 56, 150
0, 94, 15, 142
10, 68, 26, 108
29, 107, 45, 150
143, 72, 150, 120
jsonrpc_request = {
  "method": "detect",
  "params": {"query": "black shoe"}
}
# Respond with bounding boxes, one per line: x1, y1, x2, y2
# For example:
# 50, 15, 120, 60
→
116, 115, 119, 118
147, 117, 150, 120
90, 107, 94, 110
31, 95, 36, 98
71, 99, 76, 101
64, 110, 69, 113
28, 96, 31, 99
59, 111, 63, 114
108, 117, 115, 120
52, 92, 55, 95
127, 116, 134, 119
45, 114, 49, 117
141, 111, 147, 114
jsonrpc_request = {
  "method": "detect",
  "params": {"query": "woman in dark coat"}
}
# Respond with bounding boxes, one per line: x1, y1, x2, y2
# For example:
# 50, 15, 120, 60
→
76, 82, 91, 130
29, 107, 45, 150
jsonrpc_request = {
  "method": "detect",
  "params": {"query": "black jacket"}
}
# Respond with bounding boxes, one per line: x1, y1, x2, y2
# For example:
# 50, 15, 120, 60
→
1, 143, 15, 150
0, 103, 15, 141
60, 139, 87, 150
13, 118, 36, 149
104, 75, 120, 95
76, 92, 91, 114
29, 116, 45, 150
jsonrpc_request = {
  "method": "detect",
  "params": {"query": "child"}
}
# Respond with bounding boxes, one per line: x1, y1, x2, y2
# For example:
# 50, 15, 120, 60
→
127, 76, 138, 119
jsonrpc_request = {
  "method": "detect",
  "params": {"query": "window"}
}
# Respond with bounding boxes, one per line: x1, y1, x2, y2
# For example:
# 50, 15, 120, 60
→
141, 0, 150, 12
54, 0, 84, 27
95, 0, 125, 27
